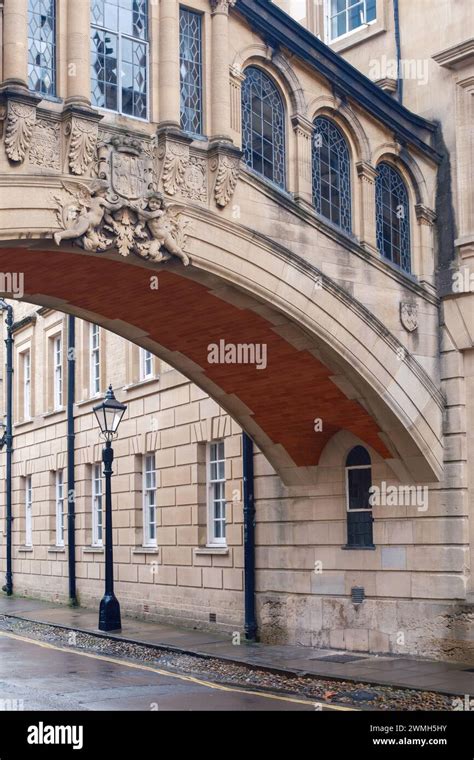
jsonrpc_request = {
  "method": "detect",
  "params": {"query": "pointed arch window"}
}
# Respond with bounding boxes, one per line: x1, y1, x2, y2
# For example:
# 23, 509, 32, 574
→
375, 162, 411, 273
241, 66, 286, 189
312, 116, 352, 233
345, 446, 374, 548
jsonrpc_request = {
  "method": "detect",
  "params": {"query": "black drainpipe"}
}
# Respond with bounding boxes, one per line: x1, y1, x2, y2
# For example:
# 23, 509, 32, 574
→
242, 432, 257, 641
0, 300, 14, 596
393, 0, 403, 104
67, 315, 77, 605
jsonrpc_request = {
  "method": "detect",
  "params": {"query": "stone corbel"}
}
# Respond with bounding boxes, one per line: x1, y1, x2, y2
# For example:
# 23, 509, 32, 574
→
63, 105, 103, 176
209, 142, 242, 208
0, 88, 41, 164
157, 128, 193, 197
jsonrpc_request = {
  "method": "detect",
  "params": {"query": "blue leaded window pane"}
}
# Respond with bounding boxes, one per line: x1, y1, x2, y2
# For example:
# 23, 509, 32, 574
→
312, 117, 351, 233
180, 9, 203, 135
329, 0, 376, 40
241, 67, 286, 189
28, 0, 56, 96
375, 162, 411, 273
91, 0, 148, 119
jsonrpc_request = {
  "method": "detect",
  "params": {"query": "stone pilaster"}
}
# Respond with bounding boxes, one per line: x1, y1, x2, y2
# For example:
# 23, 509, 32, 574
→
2, 0, 28, 88
415, 203, 437, 289
210, 0, 236, 142
291, 114, 313, 206
356, 161, 378, 254
66, 0, 91, 107
159, 0, 181, 129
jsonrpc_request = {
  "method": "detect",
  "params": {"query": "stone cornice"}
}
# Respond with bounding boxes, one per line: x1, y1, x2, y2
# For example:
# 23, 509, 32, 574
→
433, 38, 474, 69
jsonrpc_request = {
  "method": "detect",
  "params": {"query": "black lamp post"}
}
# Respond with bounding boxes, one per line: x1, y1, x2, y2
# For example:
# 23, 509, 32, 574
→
93, 384, 127, 632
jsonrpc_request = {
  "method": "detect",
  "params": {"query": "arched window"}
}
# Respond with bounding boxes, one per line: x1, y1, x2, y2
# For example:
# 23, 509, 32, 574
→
28, 0, 56, 96
91, 0, 149, 119
241, 67, 286, 189
345, 446, 374, 548
375, 162, 411, 273
312, 116, 351, 233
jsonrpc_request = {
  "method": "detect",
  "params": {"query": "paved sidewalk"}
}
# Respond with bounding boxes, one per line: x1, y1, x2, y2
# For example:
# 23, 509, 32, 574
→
0, 595, 473, 696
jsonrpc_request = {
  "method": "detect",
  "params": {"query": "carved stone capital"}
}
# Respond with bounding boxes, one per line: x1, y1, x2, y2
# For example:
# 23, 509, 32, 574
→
415, 203, 437, 226
356, 161, 378, 184
209, 143, 242, 208
291, 113, 314, 138
157, 129, 193, 197
63, 106, 102, 176
210, 0, 236, 15
0, 88, 41, 164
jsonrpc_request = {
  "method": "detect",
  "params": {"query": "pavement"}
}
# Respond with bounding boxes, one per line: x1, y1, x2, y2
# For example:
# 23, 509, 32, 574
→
0, 595, 473, 697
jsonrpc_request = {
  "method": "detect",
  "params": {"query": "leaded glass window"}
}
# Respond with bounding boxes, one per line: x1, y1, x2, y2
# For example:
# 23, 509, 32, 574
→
327, 0, 376, 41
180, 9, 203, 135
345, 446, 374, 548
312, 116, 351, 233
91, 0, 148, 119
241, 67, 286, 189
375, 162, 411, 273
28, 0, 56, 96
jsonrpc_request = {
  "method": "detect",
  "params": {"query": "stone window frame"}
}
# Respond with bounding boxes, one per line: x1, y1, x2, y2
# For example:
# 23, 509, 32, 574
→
21, 473, 34, 548
91, 462, 104, 548
343, 445, 375, 550
14, 332, 35, 425
206, 439, 227, 547
43, 315, 66, 414
54, 468, 65, 548
312, 114, 353, 234
142, 451, 157, 548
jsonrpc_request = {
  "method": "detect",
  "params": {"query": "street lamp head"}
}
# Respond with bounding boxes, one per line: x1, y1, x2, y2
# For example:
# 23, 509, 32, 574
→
93, 385, 127, 442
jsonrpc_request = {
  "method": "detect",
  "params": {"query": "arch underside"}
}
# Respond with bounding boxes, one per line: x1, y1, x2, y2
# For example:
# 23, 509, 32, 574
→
0, 243, 442, 485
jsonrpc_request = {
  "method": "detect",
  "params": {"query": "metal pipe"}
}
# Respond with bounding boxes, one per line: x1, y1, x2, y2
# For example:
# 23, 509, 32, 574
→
393, 0, 403, 104
242, 432, 257, 641
67, 315, 77, 605
0, 301, 14, 596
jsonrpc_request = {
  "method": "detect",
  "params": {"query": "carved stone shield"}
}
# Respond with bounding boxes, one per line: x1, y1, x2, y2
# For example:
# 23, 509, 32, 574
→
111, 152, 147, 199
400, 302, 418, 332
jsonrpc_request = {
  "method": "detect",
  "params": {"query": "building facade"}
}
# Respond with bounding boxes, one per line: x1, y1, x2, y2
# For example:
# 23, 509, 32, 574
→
0, 0, 472, 661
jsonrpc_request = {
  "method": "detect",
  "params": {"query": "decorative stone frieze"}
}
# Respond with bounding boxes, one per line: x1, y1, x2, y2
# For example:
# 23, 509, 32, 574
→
209, 143, 241, 208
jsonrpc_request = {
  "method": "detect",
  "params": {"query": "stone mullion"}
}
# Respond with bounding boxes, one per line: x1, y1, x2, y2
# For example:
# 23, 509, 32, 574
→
356, 161, 378, 254
291, 114, 313, 206
66, 0, 91, 106
2, 0, 28, 87
210, 0, 236, 142
159, 0, 181, 128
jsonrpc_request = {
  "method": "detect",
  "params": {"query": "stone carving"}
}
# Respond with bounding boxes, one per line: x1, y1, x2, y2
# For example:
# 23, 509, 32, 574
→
52, 181, 190, 265
29, 119, 61, 170
67, 118, 98, 175
111, 151, 149, 199
181, 155, 207, 202
400, 302, 418, 332
210, 0, 236, 12
212, 154, 240, 207
5, 101, 36, 163
160, 142, 189, 195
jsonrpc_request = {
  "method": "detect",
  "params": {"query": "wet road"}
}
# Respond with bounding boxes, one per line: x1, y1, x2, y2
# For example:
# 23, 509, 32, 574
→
0, 631, 339, 711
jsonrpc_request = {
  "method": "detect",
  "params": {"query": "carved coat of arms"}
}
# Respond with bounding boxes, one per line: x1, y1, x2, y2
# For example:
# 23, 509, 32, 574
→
111, 152, 148, 200
400, 302, 418, 332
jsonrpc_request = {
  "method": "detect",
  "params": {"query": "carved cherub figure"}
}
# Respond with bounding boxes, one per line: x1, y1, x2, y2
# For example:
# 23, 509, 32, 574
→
53, 180, 124, 248
134, 192, 190, 266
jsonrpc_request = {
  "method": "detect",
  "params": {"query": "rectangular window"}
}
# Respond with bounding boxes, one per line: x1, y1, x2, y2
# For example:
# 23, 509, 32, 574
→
327, 0, 376, 41
54, 335, 62, 409
23, 351, 31, 420
55, 470, 64, 547
179, 8, 203, 135
143, 453, 157, 547
140, 348, 153, 380
92, 464, 103, 547
207, 440, 226, 545
345, 466, 374, 548
91, 0, 149, 119
25, 476, 33, 547
90, 324, 100, 397
28, 0, 56, 96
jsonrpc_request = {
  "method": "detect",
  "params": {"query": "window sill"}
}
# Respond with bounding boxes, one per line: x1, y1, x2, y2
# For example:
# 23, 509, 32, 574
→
329, 20, 385, 54
194, 546, 229, 556
18, 546, 33, 553
133, 547, 159, 555
48, 547, 66, 554
13, 419, 34, 429
341, 545, 376, 551
123, 377, 160, 392
83, 546, 104, 554
76, 394, 111, 408
43, 408, 66, 418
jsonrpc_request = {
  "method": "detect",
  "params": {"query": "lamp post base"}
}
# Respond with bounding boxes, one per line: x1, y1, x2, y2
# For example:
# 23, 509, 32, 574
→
98, 592, 122, 632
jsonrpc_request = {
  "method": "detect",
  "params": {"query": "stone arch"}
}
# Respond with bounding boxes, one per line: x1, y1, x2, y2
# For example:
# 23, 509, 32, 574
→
0, 213, 444, 486
232, 44, 307, 116
308, 94, 371, 164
